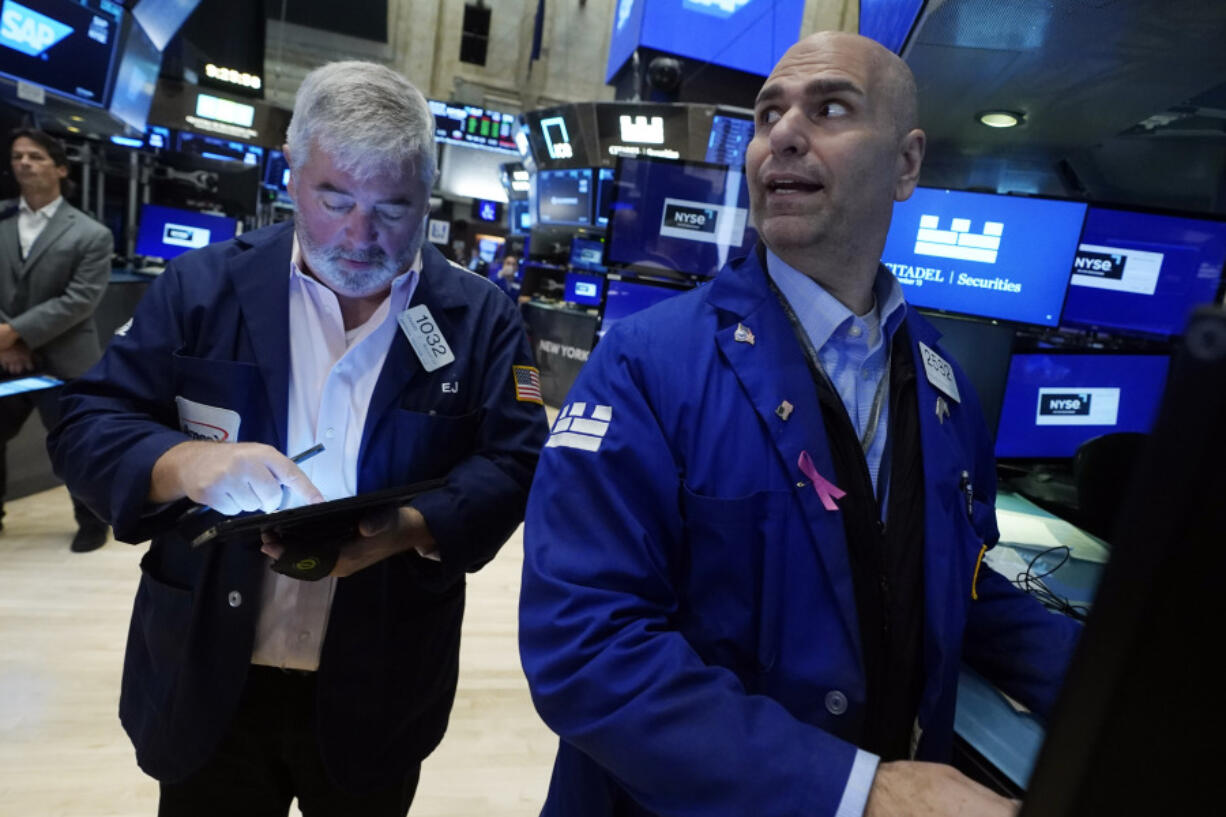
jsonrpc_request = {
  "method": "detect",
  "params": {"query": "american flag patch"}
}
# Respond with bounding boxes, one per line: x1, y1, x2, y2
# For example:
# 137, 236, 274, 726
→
513, 365, 544, 404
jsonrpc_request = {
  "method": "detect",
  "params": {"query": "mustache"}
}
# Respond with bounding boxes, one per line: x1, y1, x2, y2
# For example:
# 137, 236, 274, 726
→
326, 246, 389, 265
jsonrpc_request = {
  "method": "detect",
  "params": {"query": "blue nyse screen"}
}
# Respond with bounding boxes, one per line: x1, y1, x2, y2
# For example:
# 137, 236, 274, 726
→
995, 353, 1169, 460
0, 0, 123, 106
135, 203, 237, 261
565, 271, 605, 307
607, 0, 805, 82
882, 188, 1087, 327
1060, 207, 1226, 338
606, 156, 757, 278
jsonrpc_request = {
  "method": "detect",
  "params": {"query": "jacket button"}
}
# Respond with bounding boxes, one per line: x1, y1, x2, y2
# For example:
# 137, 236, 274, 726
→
825, 690, 848, 716
228, 591, 242, 608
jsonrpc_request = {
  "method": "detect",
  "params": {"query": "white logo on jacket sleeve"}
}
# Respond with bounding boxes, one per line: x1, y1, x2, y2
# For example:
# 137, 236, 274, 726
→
546, 402, 612, 452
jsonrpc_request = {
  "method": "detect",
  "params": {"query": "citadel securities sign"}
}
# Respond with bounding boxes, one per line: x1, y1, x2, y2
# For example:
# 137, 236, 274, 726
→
881, 188, 1089, 327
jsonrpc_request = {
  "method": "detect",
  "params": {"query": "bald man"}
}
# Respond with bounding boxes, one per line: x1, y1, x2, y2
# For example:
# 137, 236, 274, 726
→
519, 32, 1081, 817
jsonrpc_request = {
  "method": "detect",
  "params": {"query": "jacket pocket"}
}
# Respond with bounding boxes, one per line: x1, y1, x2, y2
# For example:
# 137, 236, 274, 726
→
170, 353, 262, 440
677, 485, 789, 678
134, 550, 194, 708
380, 407, 481, 483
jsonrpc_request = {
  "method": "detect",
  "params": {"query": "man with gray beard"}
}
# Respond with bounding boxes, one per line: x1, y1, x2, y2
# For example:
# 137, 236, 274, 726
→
49, 61, 547, 816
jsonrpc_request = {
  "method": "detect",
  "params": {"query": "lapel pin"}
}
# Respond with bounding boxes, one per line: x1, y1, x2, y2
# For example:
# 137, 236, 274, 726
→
734, 323, 755, 345
775, 400, 794, 421
935, 396, 950, 424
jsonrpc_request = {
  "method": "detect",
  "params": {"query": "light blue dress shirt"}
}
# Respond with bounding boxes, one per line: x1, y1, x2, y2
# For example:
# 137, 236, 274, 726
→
765, 249, 908, 817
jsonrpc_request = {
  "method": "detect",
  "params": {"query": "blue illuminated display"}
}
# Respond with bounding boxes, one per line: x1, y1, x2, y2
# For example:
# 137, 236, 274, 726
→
1060, 207, 1226, 339
881, 188, 1087, 327
606, 0, 804, 82
135, 203, 238, 261
995, 353, 1169, 460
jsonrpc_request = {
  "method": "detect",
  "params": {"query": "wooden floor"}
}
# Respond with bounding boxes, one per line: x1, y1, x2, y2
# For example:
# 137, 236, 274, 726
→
0, 485, 559, 816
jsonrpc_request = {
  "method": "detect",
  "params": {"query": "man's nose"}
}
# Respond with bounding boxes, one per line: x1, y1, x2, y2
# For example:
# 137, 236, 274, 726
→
769, 108, 809, 157
347, 208, 378, 241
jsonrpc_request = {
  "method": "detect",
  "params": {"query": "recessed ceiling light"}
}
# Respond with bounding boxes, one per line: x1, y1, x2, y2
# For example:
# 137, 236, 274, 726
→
66, 126, 80, 133
978, 110, 1024, 128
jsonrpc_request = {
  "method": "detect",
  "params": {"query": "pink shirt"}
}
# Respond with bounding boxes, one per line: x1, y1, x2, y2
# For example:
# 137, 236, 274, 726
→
251, 240, 419, 670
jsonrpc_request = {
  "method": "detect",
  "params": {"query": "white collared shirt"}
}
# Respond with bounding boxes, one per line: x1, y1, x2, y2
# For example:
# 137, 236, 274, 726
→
250, 240, 420, 671
17, 195, 63, 258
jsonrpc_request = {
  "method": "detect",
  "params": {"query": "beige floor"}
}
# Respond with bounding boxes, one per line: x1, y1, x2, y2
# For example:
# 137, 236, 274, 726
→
0, 485, 558, 816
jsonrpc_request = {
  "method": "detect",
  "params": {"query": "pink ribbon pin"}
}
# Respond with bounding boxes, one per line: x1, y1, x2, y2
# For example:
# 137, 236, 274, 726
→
798, 450, 846, 512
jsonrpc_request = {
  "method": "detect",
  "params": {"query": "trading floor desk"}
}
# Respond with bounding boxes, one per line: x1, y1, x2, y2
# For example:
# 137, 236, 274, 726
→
954, 489, 1108, 793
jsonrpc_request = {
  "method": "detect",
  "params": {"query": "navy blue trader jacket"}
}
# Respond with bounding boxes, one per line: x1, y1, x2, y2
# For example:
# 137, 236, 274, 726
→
519, 248, 1082, 816
48, 222, 548, 790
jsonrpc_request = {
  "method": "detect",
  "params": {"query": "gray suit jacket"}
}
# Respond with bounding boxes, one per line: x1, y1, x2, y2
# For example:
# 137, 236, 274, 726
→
0, 198, 113, 379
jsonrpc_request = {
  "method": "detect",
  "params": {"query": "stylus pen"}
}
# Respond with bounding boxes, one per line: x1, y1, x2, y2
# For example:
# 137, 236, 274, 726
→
177, 443, 327, 520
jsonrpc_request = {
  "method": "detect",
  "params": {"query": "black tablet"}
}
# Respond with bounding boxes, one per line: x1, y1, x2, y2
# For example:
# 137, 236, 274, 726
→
188, 478, 446, 548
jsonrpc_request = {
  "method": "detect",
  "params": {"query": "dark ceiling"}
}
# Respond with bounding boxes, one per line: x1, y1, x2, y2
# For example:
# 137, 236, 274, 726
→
902, 0, 1226, 215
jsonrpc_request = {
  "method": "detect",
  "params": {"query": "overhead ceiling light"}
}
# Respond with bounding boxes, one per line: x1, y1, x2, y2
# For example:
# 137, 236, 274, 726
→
978, 110, 1024, 128
69, 115, 85, 122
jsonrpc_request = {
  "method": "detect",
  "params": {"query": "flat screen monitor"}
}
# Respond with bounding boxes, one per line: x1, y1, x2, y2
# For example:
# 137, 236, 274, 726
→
594, 167, 615, 228
0, 0, 124, 107
569, 236, 606, 273
1059, 207, 1226, 338
428, 98, 519, 154
605, 156, 756, 279
107, 18, 160, 132
176, 131, 263, 166
131, 0, 200, 51
564, 271, 604, 307
144, 125, 171, 150
881, 188, 1088, 327
600, 277, 689, 335
135, 203, 238, 261
472, 198, 501, 223
994, 352, 1169, 460
705, 114, 755, 168
508, 199, 531, 234
474, 234, 504, 264
263, 148, 290, 196
536, 168, 592, 227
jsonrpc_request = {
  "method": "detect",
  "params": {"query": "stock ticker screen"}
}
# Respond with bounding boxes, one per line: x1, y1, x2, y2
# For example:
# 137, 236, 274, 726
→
429, 99, 519, 154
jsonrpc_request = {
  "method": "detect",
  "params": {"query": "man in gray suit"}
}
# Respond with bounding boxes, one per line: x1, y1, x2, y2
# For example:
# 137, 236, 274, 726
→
0, 128, 112, 551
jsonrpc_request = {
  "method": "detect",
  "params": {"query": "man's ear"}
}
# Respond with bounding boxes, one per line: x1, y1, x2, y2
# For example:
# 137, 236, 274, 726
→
894, 128, 926, 202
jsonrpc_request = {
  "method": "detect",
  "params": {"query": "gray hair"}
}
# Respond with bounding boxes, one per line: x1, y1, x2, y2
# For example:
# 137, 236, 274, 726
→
285, 60, 437, 186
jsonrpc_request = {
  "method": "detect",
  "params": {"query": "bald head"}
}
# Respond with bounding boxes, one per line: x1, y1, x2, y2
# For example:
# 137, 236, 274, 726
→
773, 31, 918, 136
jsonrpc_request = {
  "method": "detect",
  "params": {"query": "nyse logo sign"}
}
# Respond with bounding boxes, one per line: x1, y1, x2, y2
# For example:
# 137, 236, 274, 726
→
163, 223, 211, 250
1035, 387, 1120, 426
1072, 249, 1124, 279
659, 197, 748, 246
1, 0, 73, 57
619, 115, 665, 144
1070, 243, 1163, 296
914, 215, 1003, 265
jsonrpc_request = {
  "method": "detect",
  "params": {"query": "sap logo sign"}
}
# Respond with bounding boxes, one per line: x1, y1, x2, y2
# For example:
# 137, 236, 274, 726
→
664, 204, 717, 233
1040, 393, 1091, 416
0, 0, 74, 57
619, 115, 665, 144
1072, 250, 1124, 279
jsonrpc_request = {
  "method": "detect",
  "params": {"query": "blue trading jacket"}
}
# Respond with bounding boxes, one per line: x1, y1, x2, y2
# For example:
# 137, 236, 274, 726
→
519, 248, 1081, 817
48, 221, 548, 790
